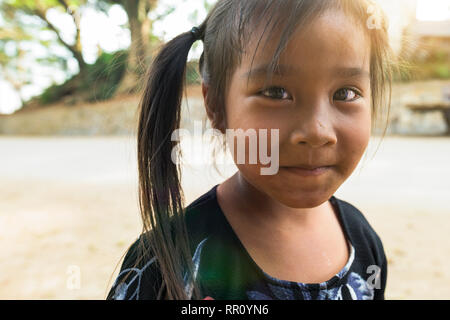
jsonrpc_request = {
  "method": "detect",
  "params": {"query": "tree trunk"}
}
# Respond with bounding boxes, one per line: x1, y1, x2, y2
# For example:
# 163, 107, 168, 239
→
116, 0, 147, 94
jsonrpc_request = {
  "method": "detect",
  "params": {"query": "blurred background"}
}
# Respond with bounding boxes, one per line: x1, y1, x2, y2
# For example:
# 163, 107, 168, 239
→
0, 0, 449, 299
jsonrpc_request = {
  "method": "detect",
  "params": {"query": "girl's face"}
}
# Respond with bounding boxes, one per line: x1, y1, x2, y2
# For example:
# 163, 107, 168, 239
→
223, 10, 372, 209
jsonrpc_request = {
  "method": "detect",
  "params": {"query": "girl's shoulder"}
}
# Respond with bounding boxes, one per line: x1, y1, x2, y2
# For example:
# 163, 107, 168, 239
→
331, 196, 386, 265
183, 184, 224, 237
331, 196, 382, 240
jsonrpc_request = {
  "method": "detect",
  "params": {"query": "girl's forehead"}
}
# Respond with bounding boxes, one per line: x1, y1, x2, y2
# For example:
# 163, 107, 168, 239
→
240, 10, 371, 73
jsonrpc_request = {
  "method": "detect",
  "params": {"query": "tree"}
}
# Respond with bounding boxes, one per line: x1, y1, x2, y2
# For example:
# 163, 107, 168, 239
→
0, 24, 33, 106
116, 0, 157, 93
97, 0, 176, 94
1, 0, 88, 73
0, 0, 205, 111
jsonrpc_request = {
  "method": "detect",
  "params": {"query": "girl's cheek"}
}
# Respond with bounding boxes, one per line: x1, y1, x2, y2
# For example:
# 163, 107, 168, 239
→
338, 111, 371, 169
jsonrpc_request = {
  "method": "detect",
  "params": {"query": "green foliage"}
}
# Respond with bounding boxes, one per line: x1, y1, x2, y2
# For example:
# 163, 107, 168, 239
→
419, 62, 450, 80
38, 79, 73, 104
83, 50, 128, 101
435, 65, 450, 79
3, 0, 214, 109
186, 60, 201, 85
38, 50, 128, 104
395, 40, 450, 82
3, 0, 84, 12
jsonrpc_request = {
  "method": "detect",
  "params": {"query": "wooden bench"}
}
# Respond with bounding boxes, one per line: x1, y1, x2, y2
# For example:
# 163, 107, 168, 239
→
406, 102, 450, 135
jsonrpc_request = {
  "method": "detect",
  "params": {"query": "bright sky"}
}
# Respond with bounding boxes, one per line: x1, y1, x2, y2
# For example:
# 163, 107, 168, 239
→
416, 0, 450, 21
0, 0, 449, 114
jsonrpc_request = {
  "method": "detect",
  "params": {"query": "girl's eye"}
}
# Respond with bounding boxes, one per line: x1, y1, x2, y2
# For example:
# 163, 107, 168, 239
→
259, 87, 291, 100
334, 88, 362, 102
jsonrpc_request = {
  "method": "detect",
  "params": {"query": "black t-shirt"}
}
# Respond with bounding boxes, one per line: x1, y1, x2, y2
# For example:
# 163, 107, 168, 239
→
107, 184, 387, 300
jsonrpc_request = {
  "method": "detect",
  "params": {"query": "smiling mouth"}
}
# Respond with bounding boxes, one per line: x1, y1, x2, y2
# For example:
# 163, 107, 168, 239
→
281, 166, 332, 177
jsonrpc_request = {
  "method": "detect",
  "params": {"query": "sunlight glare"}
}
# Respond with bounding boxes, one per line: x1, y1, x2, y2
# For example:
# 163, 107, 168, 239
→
416, 0, 450, 21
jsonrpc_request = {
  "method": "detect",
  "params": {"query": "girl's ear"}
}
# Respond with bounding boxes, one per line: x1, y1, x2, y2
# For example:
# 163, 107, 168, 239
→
202, 81, 208, 103
202, 82, 214, 124
203, 81, 226, 133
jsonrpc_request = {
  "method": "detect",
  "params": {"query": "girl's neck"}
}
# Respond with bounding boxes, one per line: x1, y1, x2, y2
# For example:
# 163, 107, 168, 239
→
218, 172, 334, 234
216, 172, 350, 284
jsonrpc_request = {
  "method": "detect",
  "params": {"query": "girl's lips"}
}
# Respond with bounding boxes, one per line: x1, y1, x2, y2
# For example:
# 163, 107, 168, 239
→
281, 166, 332, 177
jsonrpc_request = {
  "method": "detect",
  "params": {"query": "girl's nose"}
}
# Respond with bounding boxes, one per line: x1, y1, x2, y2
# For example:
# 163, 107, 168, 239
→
289, 106, 337, 148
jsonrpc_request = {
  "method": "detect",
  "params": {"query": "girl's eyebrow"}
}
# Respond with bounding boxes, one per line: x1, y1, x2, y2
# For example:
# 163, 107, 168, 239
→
242, 64, 300, 79
243, 64, 370, 80
333, 67, 370, 80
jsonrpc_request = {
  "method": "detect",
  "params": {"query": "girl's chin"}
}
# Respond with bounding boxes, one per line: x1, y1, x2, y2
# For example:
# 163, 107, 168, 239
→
261, 185, 335, 209
274, 194, 332, 209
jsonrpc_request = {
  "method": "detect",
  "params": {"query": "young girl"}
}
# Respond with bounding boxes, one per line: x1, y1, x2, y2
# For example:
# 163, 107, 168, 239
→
107, 0, 395, 300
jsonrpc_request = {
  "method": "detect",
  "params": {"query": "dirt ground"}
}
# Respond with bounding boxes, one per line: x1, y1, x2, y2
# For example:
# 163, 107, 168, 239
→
0, 135, 449, 299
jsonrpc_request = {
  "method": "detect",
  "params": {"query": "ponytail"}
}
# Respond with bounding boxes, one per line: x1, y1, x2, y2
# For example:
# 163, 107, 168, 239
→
135, 25, 205, 300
